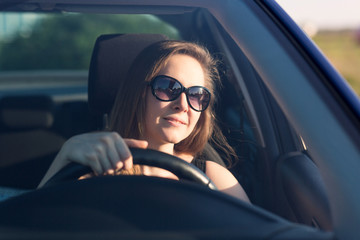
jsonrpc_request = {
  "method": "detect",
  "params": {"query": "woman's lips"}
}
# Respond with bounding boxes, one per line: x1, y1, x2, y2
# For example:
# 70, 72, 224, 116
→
163, 117, 187, 125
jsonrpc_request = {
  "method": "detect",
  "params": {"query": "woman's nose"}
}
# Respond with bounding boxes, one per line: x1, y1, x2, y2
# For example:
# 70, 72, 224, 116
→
173, 92, 189, 112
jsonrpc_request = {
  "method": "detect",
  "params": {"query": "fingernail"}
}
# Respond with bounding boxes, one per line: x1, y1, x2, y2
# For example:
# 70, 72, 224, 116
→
116, 161, 123, 169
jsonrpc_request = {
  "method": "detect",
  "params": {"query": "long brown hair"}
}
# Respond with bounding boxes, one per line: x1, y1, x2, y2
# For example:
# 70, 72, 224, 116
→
110, 40, 235, 165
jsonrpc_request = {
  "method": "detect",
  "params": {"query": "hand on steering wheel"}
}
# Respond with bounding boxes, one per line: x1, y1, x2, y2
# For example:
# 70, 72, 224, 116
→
44, 148, 217, 190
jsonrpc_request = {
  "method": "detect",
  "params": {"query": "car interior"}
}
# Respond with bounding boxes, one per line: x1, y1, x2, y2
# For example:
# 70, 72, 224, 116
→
0, 5, 336, 238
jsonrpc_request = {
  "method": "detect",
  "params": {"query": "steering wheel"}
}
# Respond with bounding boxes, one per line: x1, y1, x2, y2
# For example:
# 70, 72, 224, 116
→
44, 147, 217, 190
1, 149, 328, 238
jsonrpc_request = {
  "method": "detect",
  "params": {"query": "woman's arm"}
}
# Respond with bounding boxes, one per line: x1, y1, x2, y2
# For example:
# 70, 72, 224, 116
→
205, 161, 250, 203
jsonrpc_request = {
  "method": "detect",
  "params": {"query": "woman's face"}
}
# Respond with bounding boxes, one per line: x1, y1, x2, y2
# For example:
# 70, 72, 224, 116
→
143, 54, 205, 148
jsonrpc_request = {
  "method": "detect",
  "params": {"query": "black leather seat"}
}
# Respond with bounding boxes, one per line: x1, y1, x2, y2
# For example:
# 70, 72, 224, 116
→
0, 95, 65, 188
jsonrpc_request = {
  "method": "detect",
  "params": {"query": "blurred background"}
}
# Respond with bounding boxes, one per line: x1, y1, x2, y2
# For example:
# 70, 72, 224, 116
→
276, 0, 360, 96
1, 2, 359, 97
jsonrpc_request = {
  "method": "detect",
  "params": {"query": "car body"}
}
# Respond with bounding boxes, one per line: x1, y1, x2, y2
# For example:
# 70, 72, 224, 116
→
0, 0, 360, 239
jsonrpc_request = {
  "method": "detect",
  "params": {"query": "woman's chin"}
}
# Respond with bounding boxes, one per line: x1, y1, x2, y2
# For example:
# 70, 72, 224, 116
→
162, 135, 187, 145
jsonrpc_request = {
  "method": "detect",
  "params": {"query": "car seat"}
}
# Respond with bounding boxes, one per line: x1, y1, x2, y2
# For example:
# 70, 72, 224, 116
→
0, 95, 66, 189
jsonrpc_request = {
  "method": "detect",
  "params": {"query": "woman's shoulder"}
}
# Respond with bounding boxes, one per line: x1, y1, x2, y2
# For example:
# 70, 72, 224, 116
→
205, 161, 250, 203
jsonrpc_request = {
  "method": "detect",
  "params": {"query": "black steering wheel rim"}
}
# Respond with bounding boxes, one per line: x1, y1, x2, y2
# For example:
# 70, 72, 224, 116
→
44, 148, 217, 190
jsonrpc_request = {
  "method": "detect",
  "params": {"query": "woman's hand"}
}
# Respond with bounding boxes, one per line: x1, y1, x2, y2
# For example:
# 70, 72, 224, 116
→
38, 132, 148, 188
62, 132, 148, 175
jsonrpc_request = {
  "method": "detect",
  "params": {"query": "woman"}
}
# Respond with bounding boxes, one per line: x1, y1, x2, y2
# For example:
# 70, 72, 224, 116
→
39, 40, 250, 202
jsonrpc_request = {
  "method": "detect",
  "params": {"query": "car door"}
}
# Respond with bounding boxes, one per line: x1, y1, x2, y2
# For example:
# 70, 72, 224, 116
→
182, 4, 333, 231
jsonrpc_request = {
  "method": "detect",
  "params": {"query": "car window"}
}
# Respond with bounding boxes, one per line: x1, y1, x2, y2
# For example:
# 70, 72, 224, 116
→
0, 13, 180, 101
276, 0, 360, 97
0, 12, 183, 190
0, 12, 180, 71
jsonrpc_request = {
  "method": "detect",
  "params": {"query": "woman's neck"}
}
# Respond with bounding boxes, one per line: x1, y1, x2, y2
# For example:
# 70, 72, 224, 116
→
174, 152, 194, 163
146, 142, 175, 155
140, 141, 176, 179
145, 143, 194, 162
140, 141, 194, 177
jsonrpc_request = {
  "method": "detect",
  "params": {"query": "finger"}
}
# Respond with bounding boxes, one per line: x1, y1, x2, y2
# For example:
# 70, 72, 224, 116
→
124, 139, 148, 149
107, 132, 131, 159
114, 144, 132, 171
83, 151, 105, 175
121, 155, 133, 170
78, 173, 94, 180
106, 148, 119, 174
93, 144, 114, 174
106, 133, 131, 170
122, 139, 148, 170
98, 133, 121, 171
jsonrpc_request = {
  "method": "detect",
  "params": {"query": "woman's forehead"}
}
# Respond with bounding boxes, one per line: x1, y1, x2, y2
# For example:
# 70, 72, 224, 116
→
157, 54, 206, 87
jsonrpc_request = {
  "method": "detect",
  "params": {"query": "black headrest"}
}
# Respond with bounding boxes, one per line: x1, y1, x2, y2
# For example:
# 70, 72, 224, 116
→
88, 34, 169, 115
0, 95, 54, 130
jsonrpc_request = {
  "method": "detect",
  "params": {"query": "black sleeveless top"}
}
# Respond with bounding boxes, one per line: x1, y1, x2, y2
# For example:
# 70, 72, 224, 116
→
191, 158, 207, 173
189, 144, 227, 174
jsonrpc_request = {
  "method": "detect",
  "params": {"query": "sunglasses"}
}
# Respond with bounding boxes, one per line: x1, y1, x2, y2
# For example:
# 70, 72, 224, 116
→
149, 75, 211, 112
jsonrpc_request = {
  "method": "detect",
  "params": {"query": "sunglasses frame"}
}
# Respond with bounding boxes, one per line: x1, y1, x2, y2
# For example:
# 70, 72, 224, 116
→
149, 75, 211, 112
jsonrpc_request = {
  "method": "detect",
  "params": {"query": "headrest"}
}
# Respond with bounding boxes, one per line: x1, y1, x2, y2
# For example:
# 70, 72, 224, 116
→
0, 95, 54, 130
88, 33, 169, 115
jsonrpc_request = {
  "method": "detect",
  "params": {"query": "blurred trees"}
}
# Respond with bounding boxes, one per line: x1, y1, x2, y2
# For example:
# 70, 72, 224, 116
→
0, 13, 179, 70
313, 30, 360, 96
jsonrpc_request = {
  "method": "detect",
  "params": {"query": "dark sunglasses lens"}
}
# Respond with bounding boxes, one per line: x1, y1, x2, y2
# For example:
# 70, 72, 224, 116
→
153, 77, 182, 101
187, 87, 210, 111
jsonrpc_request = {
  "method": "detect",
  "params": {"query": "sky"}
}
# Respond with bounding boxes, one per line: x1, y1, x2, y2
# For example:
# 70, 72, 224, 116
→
276, 0, 360, 30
